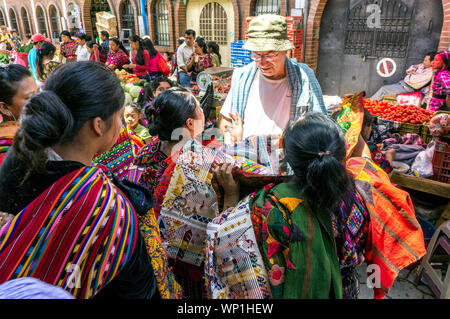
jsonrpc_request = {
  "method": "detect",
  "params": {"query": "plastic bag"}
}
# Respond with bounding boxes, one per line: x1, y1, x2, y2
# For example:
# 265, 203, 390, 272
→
411, 141, 435, 178
429, 113, 450, 137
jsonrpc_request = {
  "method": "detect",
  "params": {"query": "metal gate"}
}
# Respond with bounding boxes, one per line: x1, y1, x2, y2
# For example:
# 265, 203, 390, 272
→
9, 9, 18, 33
199, 2, 228, 45
121, 0, 135, 34
316, 0, 443, 97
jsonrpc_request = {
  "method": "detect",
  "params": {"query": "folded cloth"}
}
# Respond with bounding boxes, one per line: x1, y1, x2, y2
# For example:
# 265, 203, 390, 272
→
386, 144, 425, 165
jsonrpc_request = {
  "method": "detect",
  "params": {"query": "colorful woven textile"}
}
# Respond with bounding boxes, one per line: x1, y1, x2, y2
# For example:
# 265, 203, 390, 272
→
134, 139, 168, 193
107, 49, 129, 69
157, 136, 293, 267
332, 190, 369, 267
346, 157, 426, 299
205, 196, 271, 299
0, 166, 138, 298
249, 183, 343, 299
138, 209, 183, 299
0, 121, 18, 166
93, 127, 144, 180
60, 40, 78, 62
337, 92, 365, 159
158, 139, 226, 267
428, 68, 450, 111
367, 141, 393, 174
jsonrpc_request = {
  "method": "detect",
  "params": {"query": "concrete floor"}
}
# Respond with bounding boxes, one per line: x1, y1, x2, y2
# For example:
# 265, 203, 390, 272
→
356, 263, 436, 299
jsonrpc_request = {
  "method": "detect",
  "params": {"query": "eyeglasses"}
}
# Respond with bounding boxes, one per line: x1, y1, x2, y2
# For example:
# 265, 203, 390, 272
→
250, 52, 279, 62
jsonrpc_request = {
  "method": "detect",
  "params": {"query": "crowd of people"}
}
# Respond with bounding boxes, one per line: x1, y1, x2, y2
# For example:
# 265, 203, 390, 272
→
0, 14, 443, 300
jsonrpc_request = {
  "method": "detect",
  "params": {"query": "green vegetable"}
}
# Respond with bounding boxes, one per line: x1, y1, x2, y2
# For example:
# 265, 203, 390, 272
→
0, 52, 10, 64
129, 86, 142, 99
124, 83, 135, 93
124, 93, 132, 106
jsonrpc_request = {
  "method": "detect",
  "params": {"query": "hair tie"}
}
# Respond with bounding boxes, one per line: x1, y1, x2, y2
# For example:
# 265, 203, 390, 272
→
318, 150, 332, 158
140, 88, 145, 94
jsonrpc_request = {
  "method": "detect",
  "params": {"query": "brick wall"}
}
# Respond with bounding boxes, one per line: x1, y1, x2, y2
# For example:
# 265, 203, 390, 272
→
439, 0, 450, 51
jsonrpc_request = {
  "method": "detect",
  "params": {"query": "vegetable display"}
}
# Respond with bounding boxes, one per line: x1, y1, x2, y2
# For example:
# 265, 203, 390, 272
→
363, 99, 434, 124
0, 51, 10, 65
116, 70, 147, 104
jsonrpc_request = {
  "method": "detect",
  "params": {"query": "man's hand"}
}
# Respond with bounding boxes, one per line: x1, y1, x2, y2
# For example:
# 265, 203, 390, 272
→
223, 112, 243, 144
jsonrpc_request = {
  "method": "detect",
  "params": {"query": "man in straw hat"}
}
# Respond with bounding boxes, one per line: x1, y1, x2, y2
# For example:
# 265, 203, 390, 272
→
219, 15, 326, 142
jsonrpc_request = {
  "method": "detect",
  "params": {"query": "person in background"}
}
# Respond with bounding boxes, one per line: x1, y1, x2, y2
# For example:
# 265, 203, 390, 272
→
23, 34, 32, 46
371, 52, 437, 101
176, 30, 195, 88
218, 15, 326, 142
360, 109, 396, 174
207, 41, 221, 67
173, 37, 185, 78
11, 30, 20, 50
106, 37, 129, 71
0, 25, 12, 50
75, 33, 90, 62
162, 52, 173, 72
28, 34, 49, 80
87, 41, 106, 63
35, 42, 61, 83
141, 37, 165, 80
124, 103, 152, 144
0, 61, 158, 299
123, 35, 152, 81
99, 30, 110, 57
59, 30, 78, 63
427, 51, 450, 111
137, 75, 173, 109
186, 36, 213, 83
0, 64, 39, 166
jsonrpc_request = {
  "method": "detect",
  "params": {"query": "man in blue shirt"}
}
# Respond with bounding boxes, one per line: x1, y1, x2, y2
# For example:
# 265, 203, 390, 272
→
28, 34, 49, 80
99, 31, 110, 58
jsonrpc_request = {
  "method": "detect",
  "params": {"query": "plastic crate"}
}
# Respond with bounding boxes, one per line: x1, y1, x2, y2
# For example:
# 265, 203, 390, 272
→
431, 137, 450, 184
399, 122, 422, 135
420, 124, 434, 144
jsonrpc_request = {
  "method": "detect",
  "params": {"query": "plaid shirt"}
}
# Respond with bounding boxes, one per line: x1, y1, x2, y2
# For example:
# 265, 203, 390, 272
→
230, 57, 326, 124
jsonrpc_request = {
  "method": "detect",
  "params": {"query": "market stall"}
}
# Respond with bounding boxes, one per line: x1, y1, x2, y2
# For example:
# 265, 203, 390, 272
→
364, 98, 450, 227
191, 67, 233, 120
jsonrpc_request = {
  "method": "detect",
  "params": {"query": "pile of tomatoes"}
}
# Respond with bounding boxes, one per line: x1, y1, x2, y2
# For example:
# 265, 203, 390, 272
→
363, 99, 434, 124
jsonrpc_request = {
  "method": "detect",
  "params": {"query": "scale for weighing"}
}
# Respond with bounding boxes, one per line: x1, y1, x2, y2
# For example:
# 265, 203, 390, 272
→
196, 72, 212, 97
195, 67, 234, 98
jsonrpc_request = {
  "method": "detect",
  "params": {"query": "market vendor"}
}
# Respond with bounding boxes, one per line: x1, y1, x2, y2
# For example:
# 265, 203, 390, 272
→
370, 52, 436, 101
59, 31, 78, 63
218, 15, 326, 142
185, 37, 213, 84
427, 51, 450, 111
106, 38, 130, 71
